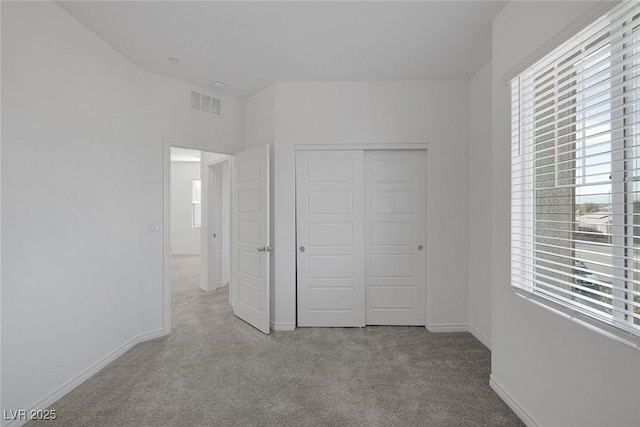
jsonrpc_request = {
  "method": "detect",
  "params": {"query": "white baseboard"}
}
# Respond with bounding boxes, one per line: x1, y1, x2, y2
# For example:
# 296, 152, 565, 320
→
4, 329, 166, 427
199, 281, 228, 292
489, 375, 540, 427
425, 323, 492, 350
426, 323, 469, 333
170, 252, 200, 256
270, 320, 295, 331
467, 324, 492, 350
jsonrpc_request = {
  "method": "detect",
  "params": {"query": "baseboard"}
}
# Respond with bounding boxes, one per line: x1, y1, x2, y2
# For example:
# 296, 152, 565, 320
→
270, 320, 295, 332
170, 252, 200, 256
136, 329, 166, 342
426, 323, 469, 333
4, 329, 165, 427
489, 375, 541, 427
199, 281, 228, 292
467, 324, 492, 350
426, 323, 492, 350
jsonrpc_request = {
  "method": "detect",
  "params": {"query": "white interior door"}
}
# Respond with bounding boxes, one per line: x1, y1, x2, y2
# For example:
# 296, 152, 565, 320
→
296, 150, 365, 327
210, 160, 231, 290
232, 144, 270, 334
365, 150, 426, 325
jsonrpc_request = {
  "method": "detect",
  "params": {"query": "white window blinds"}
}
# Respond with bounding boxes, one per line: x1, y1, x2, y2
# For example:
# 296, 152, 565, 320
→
511, 0, 640, 339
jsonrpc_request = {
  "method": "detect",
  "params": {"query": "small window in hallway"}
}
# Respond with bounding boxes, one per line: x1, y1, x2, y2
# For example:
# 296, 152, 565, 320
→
192, 179, 201, 228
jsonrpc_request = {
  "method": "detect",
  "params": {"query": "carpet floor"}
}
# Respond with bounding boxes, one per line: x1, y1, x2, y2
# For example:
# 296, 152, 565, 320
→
30, 255, 524, 426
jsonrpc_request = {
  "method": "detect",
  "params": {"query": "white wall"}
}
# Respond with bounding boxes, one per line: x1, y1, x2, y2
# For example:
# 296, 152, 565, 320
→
170, 161, 201, 255
490, 2, 640, 426
243, 83, 276, 149
1, 1, 242, 421
468, 62, 492, 348
262, 81, 470, 330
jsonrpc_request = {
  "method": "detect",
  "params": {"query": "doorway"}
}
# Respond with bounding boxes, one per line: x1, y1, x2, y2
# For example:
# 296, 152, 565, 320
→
167, 145, 232, 333
163, 142, 272, 335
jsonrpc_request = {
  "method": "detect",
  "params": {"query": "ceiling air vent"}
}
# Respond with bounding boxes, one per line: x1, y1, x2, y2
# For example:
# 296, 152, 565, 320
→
190, 90, 221, 116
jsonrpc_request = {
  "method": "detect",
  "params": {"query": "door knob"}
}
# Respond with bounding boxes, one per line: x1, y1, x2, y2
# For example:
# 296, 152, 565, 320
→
299, 246, 305, 252
257, 246, 272, 253
417, 245, 424, 251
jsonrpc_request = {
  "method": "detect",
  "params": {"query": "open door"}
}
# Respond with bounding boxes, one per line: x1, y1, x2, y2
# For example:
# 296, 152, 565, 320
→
232, 144, 271, 334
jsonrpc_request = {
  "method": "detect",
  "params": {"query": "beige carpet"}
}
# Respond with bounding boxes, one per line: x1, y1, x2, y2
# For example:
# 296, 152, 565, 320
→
29, 255, 524, 426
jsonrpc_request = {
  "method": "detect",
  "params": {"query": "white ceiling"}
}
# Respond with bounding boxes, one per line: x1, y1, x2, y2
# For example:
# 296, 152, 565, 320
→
57, 1, 507, 99
171, 147, 201, 162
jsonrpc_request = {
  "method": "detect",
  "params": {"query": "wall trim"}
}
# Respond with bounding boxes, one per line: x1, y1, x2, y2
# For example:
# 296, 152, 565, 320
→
270, 321, 296, 332
5, 329, 166, 427
425, 323, 492, 350
268, 323, 489, 337
294, 143, 429, 151
489, 375, 541, 427
426, 323, 468, 333
170, 251, 200, 256
467, 324, 491, 350
199, 282, 228, 293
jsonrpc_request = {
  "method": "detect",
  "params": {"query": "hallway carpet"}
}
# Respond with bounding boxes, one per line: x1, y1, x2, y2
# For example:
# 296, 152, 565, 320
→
31, 255, 524, 426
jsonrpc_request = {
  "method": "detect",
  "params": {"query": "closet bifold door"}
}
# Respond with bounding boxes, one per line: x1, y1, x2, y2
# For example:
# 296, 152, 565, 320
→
364, 150, 426, 325
296, 150, 365, 327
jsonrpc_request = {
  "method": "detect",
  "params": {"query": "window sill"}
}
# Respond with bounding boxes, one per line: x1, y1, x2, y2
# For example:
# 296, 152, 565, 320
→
512, 287, 640, 350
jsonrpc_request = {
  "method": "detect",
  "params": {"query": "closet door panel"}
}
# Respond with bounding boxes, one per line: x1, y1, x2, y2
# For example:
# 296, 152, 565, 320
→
296, 151, 365, 327
365, 150, 426, 325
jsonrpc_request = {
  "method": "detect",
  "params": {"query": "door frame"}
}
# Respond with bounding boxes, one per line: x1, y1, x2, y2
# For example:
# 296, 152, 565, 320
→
204, 157, 232, 300
293, 143, 431, 327
162, 137, 232, 335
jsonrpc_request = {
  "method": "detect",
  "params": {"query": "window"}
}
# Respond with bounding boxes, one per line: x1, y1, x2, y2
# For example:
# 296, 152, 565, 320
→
191, 180, 201, 229
511, 0, 640, 339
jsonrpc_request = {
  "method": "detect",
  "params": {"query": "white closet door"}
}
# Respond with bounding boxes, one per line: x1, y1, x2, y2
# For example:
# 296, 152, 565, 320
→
365, 150, 426, 325
296, 150, 365, 327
